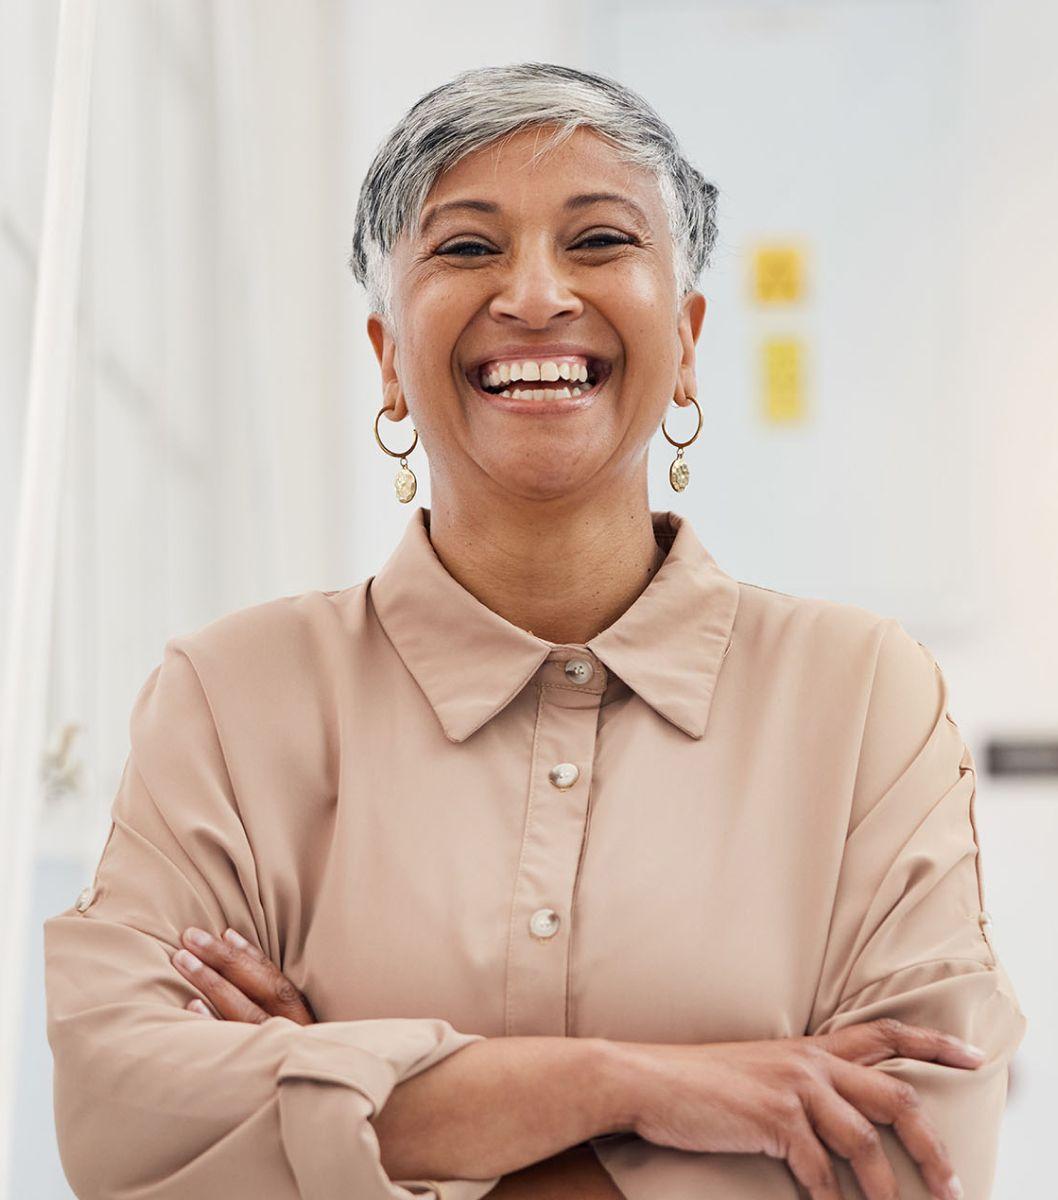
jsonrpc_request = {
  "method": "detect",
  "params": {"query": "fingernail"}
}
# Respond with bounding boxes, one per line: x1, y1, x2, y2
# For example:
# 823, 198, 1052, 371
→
963, 1043, 985, 1059
188, 999, 210, 1016
223, 928, 250, 950
174, 949, 202, 971
947, 1173, 963, 1199
185, 927, 212, 949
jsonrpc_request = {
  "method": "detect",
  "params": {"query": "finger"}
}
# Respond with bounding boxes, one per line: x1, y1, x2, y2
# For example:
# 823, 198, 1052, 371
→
218, 928, 317, 1022
818, 1018, 985, 1070
187, 998, 215, 1019
172, 947, 271, 1024
872, 1018, 986, 1070
801, 1082, 899, 1200
829, 1059, 963, 1200
217, 927, 268, 963
783, 1106, 844, 1200
180, 927, 316, 1024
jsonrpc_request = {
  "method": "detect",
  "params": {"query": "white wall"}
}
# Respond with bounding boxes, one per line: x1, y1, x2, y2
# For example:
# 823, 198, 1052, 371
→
951, 3, 1058, 1190
0, 0, 61, 688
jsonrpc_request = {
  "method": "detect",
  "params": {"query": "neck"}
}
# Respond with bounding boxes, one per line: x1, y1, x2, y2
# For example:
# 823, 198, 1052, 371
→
423, 488, 667, 646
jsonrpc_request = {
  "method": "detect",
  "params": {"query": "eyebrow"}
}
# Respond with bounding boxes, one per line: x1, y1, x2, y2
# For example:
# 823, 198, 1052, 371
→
417, 192, 650, 237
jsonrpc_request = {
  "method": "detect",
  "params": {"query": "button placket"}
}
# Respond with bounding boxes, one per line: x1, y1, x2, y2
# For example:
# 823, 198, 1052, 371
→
505, 660, 604, 1038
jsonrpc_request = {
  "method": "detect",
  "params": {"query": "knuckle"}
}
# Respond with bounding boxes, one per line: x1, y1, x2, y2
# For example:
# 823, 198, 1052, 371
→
779, 1049, 819, 1083
888, 1080, 921, 1112
193, 967, 216, 992
798, 1041, 830, 1064
773, 1091, 805, 1123
792, 1056, 823, 1085
851, 1121, 882, 1157
215, 941, 238, 967
272, 977, 302, 1007
873, 1017, 905, 1041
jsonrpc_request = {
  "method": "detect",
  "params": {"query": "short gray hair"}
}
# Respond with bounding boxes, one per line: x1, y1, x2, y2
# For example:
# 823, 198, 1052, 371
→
348, 62, 719, 321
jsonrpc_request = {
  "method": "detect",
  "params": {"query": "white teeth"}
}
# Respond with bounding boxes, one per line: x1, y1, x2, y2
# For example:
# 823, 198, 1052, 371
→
480, 359, 592, 389
499, 386, 585, 400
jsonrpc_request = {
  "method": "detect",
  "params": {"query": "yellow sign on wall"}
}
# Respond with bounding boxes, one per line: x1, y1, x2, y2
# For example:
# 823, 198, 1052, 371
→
751, 243, 807, 305
761, 336, 806, 423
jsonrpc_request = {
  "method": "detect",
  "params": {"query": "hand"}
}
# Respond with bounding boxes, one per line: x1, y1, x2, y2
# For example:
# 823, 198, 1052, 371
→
171, 925, 317, 1026
627, 1017, 984, 1200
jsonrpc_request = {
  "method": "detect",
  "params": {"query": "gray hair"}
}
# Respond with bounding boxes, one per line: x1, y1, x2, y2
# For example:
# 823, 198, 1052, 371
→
348, 62, 719, 321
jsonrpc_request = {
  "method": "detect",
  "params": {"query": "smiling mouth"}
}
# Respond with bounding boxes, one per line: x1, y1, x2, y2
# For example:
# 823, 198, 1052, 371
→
467, 359, 612, 403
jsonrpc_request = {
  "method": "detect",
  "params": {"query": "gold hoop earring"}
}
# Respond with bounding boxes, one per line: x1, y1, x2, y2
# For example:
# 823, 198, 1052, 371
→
661, 395, 702, 492
374, 403, 419, 503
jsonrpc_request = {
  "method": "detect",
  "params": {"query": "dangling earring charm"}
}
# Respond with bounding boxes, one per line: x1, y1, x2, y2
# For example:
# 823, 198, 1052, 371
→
661, 394, 702, 492
374, 403, 419, 503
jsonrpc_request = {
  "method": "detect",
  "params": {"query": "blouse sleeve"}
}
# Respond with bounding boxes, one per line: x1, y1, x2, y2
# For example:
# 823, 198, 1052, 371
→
589, 618, 1027, 1200
805, 618, 1027, 1198
42, 642, 502, 1200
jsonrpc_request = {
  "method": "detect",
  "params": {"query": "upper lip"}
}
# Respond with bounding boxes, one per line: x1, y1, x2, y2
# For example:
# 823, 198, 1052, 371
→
466, 344, 612, 377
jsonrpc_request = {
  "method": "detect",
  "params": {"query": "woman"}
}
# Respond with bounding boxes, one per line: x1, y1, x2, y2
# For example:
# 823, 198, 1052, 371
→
44, 62, 1025, 1200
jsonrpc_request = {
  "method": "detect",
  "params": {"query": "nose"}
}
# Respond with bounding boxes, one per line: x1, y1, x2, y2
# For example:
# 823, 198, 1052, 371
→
487, 240, 584, 326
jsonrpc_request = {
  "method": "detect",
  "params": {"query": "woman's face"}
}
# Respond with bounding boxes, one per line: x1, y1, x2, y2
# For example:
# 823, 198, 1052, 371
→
368, 123, 706, 507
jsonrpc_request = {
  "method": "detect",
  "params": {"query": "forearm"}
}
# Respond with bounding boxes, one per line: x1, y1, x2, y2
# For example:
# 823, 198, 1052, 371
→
370, 1035, 633, 1181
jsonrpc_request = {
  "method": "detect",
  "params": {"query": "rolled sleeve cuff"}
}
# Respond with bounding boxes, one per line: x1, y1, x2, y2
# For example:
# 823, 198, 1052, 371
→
275, 1017, 502, 1200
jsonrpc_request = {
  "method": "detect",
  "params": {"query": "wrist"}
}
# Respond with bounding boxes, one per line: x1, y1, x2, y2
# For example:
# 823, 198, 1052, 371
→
588, 1038, 648, 1137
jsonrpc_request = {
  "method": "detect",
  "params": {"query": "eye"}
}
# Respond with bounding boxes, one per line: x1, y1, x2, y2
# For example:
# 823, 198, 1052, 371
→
437, 241, 493, 257
575, 233, 637, 249
435, 233, 638, 257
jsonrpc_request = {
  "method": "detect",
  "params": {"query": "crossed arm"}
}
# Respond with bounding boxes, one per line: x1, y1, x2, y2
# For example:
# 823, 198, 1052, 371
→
164, 919, 1009, 1200
169, 923, 628, 1196
44, 626, 1026, 1199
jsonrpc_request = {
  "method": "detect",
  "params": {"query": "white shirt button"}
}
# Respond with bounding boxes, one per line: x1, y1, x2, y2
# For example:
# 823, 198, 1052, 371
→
529, 908, 561, 938
564, 657, 594, 684
548, 762, 580, 789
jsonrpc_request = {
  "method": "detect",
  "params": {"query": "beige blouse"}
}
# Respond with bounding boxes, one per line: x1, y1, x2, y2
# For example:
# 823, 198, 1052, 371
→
43, 506, 1027, 1200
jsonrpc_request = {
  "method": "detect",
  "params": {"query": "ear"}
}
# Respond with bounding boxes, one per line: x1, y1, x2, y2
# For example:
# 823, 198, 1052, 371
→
675, 291, 707, 406
366, 313, 408, 421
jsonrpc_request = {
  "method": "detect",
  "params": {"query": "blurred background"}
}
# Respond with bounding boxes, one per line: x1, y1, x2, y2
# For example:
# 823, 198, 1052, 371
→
1, 0, 1054, 1194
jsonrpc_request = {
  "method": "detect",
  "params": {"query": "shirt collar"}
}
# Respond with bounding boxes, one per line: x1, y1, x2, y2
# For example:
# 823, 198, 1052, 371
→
369, 506, 739, 744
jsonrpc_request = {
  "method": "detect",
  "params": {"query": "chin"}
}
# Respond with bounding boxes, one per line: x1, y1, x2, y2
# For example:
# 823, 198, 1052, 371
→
487, 462, 593, 502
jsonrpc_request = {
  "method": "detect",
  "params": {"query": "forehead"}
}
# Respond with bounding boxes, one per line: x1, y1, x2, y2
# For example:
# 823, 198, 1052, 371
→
420, 125, 662, 220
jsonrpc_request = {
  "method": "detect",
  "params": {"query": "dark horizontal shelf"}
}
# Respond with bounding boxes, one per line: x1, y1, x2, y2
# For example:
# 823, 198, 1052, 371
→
984, 739, 1058, 777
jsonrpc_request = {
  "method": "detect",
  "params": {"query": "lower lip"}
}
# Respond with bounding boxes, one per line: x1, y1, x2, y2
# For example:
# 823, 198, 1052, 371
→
468, 368, 610, 415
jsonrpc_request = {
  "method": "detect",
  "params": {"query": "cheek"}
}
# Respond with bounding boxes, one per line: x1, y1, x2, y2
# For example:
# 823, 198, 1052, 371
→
604, 268, 678, 347
401, 300, 471, 378
615, 264, 669, 307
